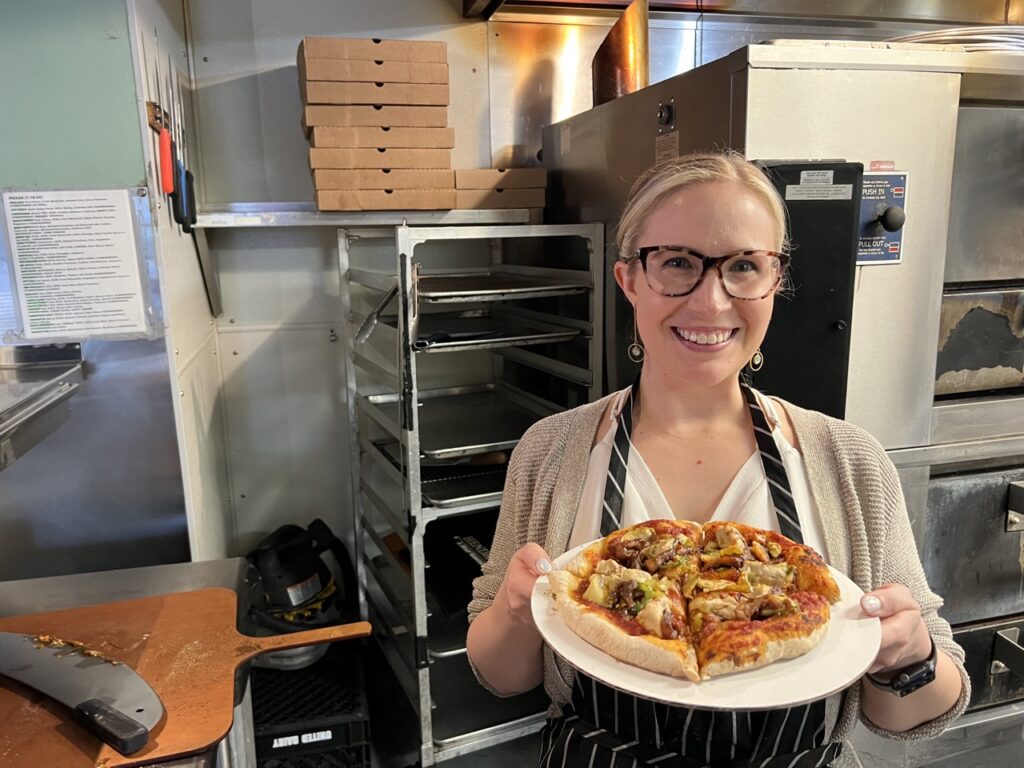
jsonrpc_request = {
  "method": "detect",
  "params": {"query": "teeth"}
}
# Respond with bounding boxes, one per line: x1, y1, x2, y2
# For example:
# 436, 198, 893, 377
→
677, 329, 731, 345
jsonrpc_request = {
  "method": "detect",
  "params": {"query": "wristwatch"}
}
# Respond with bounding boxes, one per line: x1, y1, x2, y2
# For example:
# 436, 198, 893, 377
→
866, 636, 937, 697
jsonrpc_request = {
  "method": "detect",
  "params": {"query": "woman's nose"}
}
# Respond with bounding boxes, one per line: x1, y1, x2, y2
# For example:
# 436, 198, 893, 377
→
687, 267, 733, 310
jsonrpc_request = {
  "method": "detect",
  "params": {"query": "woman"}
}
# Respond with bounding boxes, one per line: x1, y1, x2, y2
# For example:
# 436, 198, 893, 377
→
466, 152, 968, 767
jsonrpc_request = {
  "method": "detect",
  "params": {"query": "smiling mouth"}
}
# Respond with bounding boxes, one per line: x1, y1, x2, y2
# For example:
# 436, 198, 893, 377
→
672, 328, 737, 345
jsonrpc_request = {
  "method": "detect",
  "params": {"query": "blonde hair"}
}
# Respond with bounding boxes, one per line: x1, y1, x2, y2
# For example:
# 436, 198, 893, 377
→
615, 151, 790, 261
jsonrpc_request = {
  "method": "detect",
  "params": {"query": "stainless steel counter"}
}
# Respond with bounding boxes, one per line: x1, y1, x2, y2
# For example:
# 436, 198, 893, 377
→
0, 558, 256, 768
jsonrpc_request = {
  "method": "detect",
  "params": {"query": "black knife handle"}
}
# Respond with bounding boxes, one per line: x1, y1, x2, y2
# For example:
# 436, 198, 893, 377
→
74, 699, 149, 755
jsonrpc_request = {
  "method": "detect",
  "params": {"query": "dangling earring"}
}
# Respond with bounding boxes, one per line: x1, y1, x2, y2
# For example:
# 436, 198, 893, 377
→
627, 310, 645, 363
749, 348, 764, 372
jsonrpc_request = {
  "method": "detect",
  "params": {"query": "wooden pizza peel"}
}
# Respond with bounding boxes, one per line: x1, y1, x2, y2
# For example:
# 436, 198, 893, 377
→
0, 587, 371, 767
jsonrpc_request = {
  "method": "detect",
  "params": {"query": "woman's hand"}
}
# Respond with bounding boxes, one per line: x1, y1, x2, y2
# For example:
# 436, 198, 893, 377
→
494, 542, 553, 627
861, 583, 933, 677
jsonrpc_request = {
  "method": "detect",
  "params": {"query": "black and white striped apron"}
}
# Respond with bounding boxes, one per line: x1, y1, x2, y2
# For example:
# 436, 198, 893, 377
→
538, 380, 842, 768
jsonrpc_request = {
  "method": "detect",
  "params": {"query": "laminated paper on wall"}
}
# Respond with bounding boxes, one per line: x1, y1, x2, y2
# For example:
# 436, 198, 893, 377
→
300, 37, 447, 64
455, 168, 548, 189
304, 105, 448, 129
313, 169, 455, 190
302, 80, 449, 106
311, 126, 455, 149
300, 58, 448, 84
456, 188, 546, 209
316, 189, 456, 211
309, 147, 452, 170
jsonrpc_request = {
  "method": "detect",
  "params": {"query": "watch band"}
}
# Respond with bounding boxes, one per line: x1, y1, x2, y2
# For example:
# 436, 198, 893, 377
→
866, 635, 938, 697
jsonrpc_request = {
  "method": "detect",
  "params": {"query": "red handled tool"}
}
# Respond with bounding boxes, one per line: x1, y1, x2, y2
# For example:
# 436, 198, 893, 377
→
154, 36, 174, 196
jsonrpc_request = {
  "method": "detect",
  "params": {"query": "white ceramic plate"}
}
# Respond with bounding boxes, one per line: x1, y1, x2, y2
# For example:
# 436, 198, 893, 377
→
531, 541, 881, 710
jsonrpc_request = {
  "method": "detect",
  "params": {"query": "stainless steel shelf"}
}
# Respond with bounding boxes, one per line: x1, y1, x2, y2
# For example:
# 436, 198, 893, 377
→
418, 271, 589, 304
379, 309, 580, 353
362, 386, 552, 459
196, 203, 531, 228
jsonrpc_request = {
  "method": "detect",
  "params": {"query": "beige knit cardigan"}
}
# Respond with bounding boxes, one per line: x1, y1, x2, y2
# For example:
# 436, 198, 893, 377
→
468, 391, 970, 762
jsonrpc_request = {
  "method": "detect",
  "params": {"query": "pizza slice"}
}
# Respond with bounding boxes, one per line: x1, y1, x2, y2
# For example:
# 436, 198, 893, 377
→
689, 589, 832, 678
548, 521, 701, 680
686, 522, 840, 678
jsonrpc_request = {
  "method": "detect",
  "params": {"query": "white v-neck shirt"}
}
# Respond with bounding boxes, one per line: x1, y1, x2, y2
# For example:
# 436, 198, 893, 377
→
568, 388, 828, 558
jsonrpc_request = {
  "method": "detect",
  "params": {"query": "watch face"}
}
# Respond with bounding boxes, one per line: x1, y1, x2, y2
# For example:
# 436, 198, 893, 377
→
891, 660, 937, 697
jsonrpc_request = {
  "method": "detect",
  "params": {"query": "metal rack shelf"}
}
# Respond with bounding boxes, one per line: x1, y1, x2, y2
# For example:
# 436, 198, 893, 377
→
359, 385, 552, 460
417, 270, 589, 304
338, 221, 603, 766
381, 308, 580, 353
376, 440, 507, 510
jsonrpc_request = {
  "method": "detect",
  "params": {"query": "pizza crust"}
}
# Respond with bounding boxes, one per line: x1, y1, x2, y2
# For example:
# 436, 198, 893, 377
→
548, 571, 700, 681
699, 622, 827, 679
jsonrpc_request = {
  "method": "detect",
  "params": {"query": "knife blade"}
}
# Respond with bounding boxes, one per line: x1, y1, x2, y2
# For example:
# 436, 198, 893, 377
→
0, 631, 164, 755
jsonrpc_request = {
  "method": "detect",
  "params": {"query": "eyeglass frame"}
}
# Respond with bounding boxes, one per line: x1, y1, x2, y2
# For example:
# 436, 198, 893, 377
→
629, 245, 790, 301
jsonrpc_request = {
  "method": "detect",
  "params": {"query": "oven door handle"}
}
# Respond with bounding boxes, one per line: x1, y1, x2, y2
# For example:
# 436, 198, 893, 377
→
992, 628, 1024, 680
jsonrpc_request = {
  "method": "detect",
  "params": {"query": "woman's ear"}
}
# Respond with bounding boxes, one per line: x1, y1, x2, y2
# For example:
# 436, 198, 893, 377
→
614, 259, 641, 306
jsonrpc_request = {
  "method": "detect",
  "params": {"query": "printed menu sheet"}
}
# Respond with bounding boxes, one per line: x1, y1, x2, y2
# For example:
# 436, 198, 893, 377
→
2, 189, 148, 339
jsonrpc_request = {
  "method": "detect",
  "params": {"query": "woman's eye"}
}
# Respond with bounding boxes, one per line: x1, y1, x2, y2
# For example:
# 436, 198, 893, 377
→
728, 259, 759, 273
664, 257, 697, 271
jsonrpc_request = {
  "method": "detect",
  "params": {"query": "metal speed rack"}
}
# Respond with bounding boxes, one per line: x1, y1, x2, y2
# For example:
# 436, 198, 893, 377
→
338, 222, 603, 766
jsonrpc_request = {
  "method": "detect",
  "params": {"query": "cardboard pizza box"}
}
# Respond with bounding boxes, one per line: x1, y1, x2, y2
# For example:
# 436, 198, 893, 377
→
302, 80, 449, 106
304, 105, 448, 129
299, 57, 448, 84
455, 188, 546, 209
310, 126, 455, 149
455, 168, 548, 189
309, 147, 452, 170
299, 37, 447, 64
313, 169, 455, 190
316, 188, 456, 211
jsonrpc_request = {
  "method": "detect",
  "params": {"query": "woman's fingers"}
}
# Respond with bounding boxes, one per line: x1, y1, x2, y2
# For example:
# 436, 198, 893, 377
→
862, 583, 932, 674
499, 543, 553, 626
513, 542, 553, 577
860, 583, 917, 618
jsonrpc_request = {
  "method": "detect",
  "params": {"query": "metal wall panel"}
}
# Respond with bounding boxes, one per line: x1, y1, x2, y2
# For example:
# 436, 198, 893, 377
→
0, 339, 191, 580
217, 326, 348, 556
188, 0, 490, 205
744, 66, 961, 450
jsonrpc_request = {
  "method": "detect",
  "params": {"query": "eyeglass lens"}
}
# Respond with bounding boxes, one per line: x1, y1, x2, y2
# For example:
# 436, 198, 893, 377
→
644, 249, 781, 299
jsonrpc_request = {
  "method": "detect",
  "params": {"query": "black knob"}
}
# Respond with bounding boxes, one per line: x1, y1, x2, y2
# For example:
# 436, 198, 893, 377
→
833, 320, 848, 332
657, 103, 674, 127
876, 205, 906, 232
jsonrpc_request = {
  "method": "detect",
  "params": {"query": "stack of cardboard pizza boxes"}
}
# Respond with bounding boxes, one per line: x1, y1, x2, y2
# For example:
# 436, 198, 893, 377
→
298, 36, 456, 210
454, 168, 547, 210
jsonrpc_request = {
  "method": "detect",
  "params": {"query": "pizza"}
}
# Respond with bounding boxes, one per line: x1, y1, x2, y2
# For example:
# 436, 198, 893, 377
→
547, 519, 840, 681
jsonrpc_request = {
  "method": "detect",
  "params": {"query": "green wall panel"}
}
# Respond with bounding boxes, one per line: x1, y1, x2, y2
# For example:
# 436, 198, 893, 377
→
1, 0, 145, 189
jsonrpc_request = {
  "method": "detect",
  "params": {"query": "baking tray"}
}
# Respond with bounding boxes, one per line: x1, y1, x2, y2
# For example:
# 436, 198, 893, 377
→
363, 389, 546, 459
376, 440, 506, 508
416, 271, 588, 304
380, 309, 579, 352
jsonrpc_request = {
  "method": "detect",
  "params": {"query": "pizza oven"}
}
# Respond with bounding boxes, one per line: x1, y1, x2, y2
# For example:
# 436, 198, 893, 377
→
879, 84, 1024, 766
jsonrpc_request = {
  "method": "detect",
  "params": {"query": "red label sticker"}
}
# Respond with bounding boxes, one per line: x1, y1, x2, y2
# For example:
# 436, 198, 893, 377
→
892, 187, 905, 197
888, 243, 900, 253
870, 160, 896, 171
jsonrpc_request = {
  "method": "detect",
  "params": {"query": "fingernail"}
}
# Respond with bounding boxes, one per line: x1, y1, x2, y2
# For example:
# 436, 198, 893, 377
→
536, 559, 552, 574
862, 595, 882, 615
